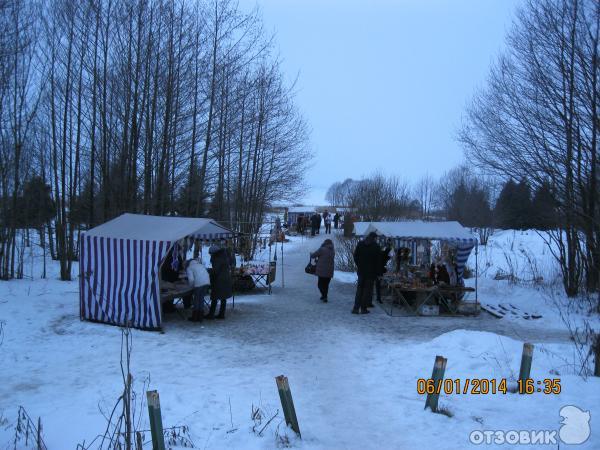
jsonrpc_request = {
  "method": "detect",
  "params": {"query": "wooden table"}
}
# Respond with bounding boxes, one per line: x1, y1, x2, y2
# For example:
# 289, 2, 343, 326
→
239, 261, 276, 294
160, 282, 194, 319
382, 278, 475, 316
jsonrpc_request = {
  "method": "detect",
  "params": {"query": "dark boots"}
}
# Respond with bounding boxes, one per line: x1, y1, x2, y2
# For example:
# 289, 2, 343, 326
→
205, 299, 226, 319
216, 299, 226, 319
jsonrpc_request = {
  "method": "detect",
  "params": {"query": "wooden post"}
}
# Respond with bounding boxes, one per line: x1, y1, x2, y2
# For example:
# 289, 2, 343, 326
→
275, 375, 301, 437
518, 343, 534, 392
593, 334, 600, 377
424, 355, 447, 413
146, 390, 166, 450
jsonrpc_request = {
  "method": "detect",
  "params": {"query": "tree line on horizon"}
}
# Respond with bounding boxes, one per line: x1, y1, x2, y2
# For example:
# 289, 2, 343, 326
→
0, 0, 310, 281
325, 170, 558, 231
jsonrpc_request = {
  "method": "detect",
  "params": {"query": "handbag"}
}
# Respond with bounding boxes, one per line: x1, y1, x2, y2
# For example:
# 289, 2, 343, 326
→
305, 257, 317, 275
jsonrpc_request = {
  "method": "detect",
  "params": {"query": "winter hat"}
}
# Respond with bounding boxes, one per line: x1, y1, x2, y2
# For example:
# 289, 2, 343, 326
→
208, 245, 220, 255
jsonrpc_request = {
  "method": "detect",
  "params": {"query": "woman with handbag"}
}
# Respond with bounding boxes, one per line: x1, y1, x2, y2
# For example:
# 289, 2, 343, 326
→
310, 239, 335, 302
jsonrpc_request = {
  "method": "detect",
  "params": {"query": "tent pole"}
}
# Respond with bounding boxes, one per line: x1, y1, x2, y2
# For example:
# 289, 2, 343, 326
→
269, 239, 272, 295
475, 242, 479, 304
231, 237, 235, 310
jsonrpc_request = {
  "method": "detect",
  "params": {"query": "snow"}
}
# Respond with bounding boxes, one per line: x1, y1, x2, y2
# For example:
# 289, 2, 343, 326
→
468, 230, 600, 333
0, 230, 599, 449
333, 270, 357, 284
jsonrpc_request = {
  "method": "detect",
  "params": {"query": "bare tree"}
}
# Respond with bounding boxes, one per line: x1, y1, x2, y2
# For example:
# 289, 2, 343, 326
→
459, 0, 599, 297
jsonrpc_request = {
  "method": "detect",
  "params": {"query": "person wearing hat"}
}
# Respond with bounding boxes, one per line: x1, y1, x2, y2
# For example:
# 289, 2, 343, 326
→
185, 258, 210, 322
206, 245, 233, 319
352, 231, 381, 314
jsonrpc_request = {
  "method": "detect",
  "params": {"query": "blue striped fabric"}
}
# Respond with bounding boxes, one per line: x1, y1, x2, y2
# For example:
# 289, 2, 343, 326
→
79, 234, 171, 330
455, 242, 475, 283
395, 239, 418, 265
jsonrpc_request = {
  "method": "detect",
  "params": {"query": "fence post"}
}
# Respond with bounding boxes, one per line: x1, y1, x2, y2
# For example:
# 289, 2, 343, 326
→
146, 390, 166, 450
518, 343, 534, 393
424, 355, 447, 413
275, 375, 301, 437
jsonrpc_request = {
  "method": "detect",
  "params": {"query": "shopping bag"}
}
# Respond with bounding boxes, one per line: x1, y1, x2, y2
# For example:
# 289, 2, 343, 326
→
305, 257, 317, 275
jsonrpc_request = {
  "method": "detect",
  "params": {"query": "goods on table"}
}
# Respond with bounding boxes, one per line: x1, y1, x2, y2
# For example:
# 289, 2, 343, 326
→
241, 261, 271, 275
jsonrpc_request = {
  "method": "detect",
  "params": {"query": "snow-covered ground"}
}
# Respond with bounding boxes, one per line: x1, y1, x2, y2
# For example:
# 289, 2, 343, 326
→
469, 230, 600, 334
0, 230, 598, 449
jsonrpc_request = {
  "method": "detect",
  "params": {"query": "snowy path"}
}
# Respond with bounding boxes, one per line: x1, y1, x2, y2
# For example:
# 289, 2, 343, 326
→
0, 232, 596, 450
209, 231, 572, 348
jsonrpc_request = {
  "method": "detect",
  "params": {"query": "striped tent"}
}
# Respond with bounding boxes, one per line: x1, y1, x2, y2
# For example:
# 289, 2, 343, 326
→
79, 213, 234, 330
353, 221, 477, 283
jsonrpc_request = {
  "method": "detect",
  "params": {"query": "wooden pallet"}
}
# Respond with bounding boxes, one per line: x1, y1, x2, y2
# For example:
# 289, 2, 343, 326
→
481, 302, 542, 320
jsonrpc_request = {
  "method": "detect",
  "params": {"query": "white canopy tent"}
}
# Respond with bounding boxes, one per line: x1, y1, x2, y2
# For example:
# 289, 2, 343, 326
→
356, 221, 476, 243
79, 213, 234, 330
85, 213, 233, 241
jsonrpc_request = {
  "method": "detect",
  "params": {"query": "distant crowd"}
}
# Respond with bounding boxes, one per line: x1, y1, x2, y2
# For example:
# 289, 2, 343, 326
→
296, 210, 341, 236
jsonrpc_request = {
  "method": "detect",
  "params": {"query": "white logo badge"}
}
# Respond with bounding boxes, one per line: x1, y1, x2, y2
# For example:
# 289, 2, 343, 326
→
559, 405, 591, 445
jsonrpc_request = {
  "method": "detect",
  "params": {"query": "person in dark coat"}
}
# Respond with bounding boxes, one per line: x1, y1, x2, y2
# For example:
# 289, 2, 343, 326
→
310, 213, 321, 236
343, 214, 354, 237
352, 232, 381, 314
206, 245, 233, 319
297, 215, 305, 234
430, 260, 450, 285
323, 210, 332, 234
333, 212, 340, 229
375, 243, 392, 303
310, 239, 335, 302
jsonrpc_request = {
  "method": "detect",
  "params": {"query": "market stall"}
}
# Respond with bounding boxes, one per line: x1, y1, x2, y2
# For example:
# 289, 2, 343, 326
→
79, 213, 234, 330
231, 218, 285, 295
353, 221, 479, 316
285, 206, 316, 234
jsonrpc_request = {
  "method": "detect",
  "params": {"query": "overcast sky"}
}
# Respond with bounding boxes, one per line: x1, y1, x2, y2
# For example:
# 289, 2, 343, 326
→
239, 0, 522, 205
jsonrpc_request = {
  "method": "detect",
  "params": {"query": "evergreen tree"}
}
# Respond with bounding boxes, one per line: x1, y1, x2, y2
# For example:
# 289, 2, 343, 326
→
531, 182, 559, 230
447, 182, 492, 227
19, 177, 55, 229
513, 179, 532, 229
494, 180, 517, 229
495, 179, 532, 229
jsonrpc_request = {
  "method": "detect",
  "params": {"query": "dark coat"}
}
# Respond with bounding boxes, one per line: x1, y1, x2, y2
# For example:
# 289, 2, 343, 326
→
310, 240, 335, 278
353, 238, 381, 278
210, 249, 233, 300
310, 214, 321, 227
